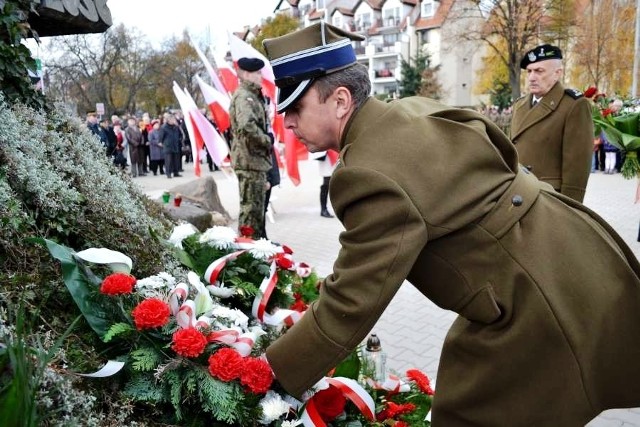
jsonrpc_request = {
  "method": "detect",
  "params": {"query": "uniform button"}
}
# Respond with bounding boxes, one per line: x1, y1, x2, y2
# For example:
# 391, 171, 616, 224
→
512, 195, 523, 206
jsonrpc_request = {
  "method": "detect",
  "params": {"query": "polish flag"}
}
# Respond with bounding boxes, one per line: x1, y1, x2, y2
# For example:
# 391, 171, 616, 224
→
228, 33, 276, 102
191, 40, 230, 100
227, 33, 304, 185
216, 55, 239, 94
196, 74, 231, 133
172, 82, 230, 176
172, 82, 201, 176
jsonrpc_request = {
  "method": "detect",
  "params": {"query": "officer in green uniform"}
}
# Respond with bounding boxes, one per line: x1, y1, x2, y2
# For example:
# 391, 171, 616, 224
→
510, 44, 593, 203
262, 23, 640, 426
229, 57, 273, 239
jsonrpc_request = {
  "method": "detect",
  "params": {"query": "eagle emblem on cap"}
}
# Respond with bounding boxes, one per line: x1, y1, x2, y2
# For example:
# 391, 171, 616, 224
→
528, 51, 537, 62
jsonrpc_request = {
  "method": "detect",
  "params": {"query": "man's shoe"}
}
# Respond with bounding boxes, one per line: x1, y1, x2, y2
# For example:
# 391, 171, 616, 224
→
321, 209, 334, 218
174, 174, 183, 177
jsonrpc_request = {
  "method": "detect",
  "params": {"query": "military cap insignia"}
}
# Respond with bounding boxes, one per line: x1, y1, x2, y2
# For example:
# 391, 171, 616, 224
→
564, 89, 584, 99
520, 44, 563, 69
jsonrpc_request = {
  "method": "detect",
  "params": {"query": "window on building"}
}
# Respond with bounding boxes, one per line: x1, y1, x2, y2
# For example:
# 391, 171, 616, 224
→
422, 0, 435, 17
356, 12, 372, 30
383, 6, 400, 26
383, 33, 398, 46
420, 29, 431, 44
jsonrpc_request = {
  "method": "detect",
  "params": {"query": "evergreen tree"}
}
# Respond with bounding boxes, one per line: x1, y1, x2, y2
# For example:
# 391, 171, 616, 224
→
398, 50, 441, 99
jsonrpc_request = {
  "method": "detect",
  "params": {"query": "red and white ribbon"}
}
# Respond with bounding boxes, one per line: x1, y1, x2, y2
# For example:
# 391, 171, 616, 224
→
365, 374, 410, 393
301, 377, 375, 427
204, 249, 246, 284
263, 308, 303, 327
168, 282, 189, 315
176, 300, 196, 329
252, 261, 278, 323
229, 327, 266, 356
296, 262, 312, 278
206, 327, 242, 345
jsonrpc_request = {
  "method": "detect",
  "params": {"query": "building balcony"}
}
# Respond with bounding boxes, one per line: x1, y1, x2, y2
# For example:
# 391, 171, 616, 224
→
374, 69, 395, 78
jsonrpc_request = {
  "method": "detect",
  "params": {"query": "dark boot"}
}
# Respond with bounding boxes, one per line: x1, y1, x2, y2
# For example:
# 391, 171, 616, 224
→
320, 177, 334, 218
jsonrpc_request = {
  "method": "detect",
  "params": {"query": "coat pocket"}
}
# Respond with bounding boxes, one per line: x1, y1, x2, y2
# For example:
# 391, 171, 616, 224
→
454, 284, 502, 324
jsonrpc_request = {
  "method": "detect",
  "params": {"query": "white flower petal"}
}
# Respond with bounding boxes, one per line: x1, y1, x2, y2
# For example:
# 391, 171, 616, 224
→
168, 223, 198, 249
74, 248, 133, 273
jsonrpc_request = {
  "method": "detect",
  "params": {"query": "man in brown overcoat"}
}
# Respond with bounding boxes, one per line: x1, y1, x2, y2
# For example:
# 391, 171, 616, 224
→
263, 23, 640, 426
510, 44, 593, 203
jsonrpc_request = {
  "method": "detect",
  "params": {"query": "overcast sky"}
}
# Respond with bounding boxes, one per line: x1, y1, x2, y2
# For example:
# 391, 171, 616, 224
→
106, 0, 278, 54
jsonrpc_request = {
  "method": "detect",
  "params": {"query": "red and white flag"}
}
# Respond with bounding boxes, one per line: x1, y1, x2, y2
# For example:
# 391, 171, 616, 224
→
172, 82, 229, 176
196, 74, 231, 133
228, 32, 276, 102
191, 40, 230, 101
216, 54, 239, 94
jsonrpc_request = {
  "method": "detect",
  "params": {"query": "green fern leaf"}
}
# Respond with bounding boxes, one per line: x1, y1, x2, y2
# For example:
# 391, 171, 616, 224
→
102, 322, 135, 343
130, 347, 161, 371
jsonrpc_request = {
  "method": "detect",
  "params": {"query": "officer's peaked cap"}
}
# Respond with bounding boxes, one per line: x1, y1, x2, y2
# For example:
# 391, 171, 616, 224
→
237, 57, 265, 72
263, 21, 365, 113
520, 44, 562, 69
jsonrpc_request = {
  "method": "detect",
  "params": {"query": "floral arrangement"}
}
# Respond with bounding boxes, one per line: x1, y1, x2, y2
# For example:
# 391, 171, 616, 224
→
585, 86, 640, 178
42, 224, 434, 426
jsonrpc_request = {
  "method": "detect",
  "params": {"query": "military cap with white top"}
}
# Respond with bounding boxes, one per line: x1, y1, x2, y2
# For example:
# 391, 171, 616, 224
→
263, 21, 365, 113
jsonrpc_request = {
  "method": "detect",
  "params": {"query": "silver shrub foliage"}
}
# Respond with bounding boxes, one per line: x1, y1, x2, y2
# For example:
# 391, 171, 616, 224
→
0, 95, 166, 239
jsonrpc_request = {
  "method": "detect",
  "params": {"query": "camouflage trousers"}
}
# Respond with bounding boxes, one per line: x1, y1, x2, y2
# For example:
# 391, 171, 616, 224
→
235, 169, 267, 239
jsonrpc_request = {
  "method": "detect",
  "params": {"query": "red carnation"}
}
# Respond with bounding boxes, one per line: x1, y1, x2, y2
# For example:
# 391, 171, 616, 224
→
131, 298, 170, 330
602, 108, 614, 117
281, 244, 293, 255
275, 253, 294, 270
239, 225, 254, 238
406, 369, 435, 395
208, 347, 244, 381
312, 385, 347, 422
394, 422, 409, 427
584, 86, 597, 98
171, 328, 207, 358
240, 356, 273, 394
100, 272, 136, 295
290, 293, 308, 312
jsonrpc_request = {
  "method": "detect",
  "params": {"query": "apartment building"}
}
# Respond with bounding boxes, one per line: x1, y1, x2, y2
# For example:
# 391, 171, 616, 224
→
272, 0, 488, 107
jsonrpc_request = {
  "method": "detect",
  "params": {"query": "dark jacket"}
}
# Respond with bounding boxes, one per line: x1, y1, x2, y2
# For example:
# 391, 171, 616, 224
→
158, 123, 183, 155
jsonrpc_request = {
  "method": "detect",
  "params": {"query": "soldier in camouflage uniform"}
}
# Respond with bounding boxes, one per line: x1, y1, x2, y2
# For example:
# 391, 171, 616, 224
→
229, 57, 273, 239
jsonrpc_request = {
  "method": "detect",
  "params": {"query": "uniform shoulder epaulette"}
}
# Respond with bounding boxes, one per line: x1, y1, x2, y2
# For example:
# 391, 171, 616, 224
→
564, 88, 583, 99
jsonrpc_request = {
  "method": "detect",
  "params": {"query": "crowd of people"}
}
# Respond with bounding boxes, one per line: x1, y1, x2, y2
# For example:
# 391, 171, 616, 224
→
85, 110, 197, 179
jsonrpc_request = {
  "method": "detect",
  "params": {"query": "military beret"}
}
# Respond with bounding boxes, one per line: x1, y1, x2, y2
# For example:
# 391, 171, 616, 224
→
520, 44, 562, 69
237, 57, 265, 72
263, 21, 365, 113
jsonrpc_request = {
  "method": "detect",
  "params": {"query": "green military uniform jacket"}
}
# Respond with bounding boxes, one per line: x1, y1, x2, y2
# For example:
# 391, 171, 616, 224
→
266, 97, 640, 426
229, 80, 272, 172
510, 81, 593, 202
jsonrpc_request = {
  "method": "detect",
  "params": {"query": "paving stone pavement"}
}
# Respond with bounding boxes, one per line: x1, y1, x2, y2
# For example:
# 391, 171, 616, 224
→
139, 160, 640, 426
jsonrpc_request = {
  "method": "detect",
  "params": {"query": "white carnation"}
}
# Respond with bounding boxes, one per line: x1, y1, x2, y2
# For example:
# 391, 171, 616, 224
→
259, 391, 291, 424
248, 238, 279, 260
135, 273, 176, 298
199, 226, 237, 250
168, 223, 198, 249
210, 305, 249, 329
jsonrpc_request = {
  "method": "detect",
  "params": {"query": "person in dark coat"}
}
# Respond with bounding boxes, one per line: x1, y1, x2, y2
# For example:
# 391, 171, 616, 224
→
158, 114, 183, 179
148, 119, 165, 176
262, 22, 640, 426
510, 44, 593, 203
